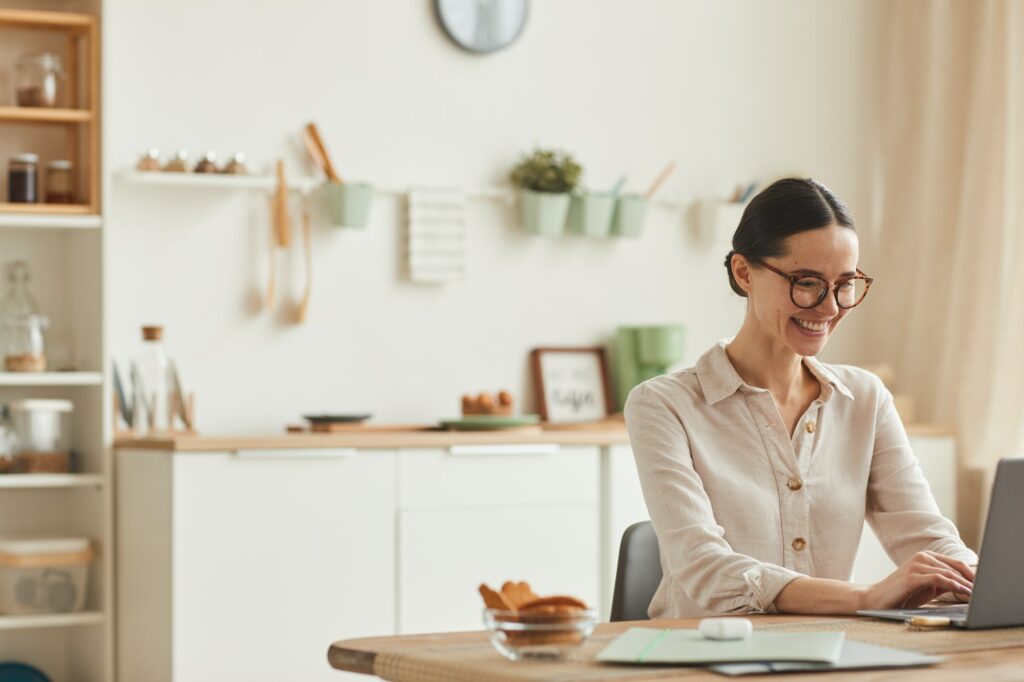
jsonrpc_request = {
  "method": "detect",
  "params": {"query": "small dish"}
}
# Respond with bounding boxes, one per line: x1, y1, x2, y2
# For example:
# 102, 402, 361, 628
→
439, 414, 540, 431
483, 607, 597, 661
302, 414, 372, 425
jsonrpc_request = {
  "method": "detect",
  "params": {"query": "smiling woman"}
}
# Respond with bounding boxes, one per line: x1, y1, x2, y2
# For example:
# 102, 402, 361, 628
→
624, 178, 977, 619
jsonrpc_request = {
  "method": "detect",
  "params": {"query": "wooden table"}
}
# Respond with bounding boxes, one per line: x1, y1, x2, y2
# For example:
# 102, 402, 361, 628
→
328, 616, 1024, 681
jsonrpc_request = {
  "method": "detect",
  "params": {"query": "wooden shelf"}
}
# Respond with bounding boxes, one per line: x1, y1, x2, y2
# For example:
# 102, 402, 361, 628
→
0, 474, 103, 489
0, 212, 100, 230
0, 372, 102, 386
0, 8, 95, 32
0, 611, 104, 631
0, 106, 92, 124
0, 203, 95, 215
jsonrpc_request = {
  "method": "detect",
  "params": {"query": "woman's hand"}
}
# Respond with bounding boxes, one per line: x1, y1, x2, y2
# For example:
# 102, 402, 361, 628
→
862, 551, 975, 610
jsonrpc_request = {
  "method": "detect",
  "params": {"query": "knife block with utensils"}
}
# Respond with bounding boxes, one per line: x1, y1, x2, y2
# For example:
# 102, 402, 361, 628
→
113, 390, 197, 437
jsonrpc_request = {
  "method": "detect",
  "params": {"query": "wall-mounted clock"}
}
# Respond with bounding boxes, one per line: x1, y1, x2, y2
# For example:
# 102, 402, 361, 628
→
434, 0, 529, 54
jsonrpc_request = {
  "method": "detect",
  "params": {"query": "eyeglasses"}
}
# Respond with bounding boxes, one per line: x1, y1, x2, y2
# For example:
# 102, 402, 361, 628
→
751, 258, 874, 309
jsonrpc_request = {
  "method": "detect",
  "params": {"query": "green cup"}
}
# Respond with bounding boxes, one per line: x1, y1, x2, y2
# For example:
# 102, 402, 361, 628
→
612, 194, 648, 237
636, 325, 685, 366
325, 181, 374, 228
519, 189, 570, 235
567, 192, 615, 237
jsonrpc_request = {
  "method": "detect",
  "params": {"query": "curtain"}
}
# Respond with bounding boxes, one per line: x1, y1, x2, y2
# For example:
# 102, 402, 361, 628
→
870, 0, 1024, 546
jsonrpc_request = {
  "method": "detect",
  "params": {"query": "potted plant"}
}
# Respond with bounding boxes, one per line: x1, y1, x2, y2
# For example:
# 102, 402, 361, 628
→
509, 149, 582, 235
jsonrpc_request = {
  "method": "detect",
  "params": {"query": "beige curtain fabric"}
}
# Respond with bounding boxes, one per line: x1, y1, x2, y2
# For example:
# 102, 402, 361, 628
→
870, 0, 1024, 545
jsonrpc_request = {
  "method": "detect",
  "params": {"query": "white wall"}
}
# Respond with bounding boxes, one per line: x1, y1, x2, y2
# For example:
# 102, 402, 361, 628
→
104, 0, 882, 432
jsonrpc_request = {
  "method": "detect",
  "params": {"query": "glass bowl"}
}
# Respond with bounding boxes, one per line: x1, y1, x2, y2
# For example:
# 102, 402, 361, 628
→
483, 607, 597, 661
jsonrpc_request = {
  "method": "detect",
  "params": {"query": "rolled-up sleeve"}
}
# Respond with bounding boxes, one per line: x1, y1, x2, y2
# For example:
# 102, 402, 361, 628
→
625, 383, 803, 616
867, 384, 977, 567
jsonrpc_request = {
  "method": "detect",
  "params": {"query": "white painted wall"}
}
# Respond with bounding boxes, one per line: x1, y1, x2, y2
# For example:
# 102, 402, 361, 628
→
103, 0, 882, 432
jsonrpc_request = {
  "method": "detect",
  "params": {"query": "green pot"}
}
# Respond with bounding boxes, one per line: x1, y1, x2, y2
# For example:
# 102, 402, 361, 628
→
568, 192, 615, 237
518, 189, 570, 235
325, 181, 374, 228
612, 194, 648, 237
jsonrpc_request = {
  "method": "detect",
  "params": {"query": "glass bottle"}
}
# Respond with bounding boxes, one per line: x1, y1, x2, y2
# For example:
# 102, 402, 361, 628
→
136, 325, 171, 432
1, 262, 39, 318
15, 53, 66, 108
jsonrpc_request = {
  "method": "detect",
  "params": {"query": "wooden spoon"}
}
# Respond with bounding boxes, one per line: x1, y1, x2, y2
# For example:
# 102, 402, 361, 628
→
275, 160, 292, 247
304, 122, 343, 183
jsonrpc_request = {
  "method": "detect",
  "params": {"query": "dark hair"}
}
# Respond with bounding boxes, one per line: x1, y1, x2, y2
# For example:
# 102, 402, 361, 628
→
724, 178, 855, 297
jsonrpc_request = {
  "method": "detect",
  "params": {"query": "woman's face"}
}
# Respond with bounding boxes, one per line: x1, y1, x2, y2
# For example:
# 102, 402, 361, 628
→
743, 225, 860, 358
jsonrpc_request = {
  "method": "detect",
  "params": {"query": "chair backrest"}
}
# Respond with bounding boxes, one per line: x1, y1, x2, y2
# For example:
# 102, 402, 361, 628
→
609, 520, 663, 622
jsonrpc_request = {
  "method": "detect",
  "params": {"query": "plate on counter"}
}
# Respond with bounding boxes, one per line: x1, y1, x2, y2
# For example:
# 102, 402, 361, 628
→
439, 414, 541, 431
302, 413, 372, 425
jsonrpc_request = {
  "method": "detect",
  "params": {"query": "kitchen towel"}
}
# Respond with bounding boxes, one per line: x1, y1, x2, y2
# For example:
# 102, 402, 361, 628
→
406, 187, 467, 284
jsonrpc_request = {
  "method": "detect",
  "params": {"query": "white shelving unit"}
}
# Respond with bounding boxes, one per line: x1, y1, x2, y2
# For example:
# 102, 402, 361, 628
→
0, 12, 109, 678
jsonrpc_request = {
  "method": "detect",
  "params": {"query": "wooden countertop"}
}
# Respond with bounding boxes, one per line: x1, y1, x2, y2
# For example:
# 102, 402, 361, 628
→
328, 615, 1024, 680
114, 422, 953, 452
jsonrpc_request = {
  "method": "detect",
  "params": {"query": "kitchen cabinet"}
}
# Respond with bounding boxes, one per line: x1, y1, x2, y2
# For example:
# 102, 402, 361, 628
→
396, 445, 600, 633
117, 448, 396, 682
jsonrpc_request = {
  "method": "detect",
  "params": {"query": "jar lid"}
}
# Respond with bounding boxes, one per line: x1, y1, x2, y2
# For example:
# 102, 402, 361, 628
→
47, 160, 73, 170
12, 153, 39, 163
6, 399, 73, 413
142, 325, 164, 341
16, 53, 63, 70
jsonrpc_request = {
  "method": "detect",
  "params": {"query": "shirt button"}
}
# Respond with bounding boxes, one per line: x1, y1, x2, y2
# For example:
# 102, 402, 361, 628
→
792, 538, 807, 551
787, 477, 803, 491
806, 421, 816, 433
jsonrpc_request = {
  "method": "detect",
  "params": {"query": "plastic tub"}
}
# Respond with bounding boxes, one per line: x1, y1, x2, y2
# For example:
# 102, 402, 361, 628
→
0, 537, 92, 614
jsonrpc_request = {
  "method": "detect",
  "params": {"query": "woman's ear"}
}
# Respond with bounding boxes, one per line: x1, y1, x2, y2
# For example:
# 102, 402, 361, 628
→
731, 253, 754, 294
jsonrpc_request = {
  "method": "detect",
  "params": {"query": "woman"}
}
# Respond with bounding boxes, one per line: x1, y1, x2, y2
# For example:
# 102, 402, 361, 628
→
624, 178, 976, 617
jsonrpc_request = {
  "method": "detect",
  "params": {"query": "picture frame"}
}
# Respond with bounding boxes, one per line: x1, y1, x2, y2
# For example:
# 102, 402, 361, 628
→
530, 347, 613, 423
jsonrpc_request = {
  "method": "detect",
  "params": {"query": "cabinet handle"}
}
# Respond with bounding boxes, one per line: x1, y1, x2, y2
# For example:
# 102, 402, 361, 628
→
233, 448, 357, 460
447, 444, 560, 457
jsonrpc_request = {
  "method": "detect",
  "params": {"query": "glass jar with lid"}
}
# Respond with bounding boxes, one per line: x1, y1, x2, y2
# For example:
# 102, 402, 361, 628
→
8, 154, 39, 204
15, 53, 66, 108
3, 314, 48, 372
44, 160, 74, 204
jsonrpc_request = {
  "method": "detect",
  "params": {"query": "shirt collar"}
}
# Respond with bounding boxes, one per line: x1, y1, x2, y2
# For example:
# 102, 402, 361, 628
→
696, 339, 854, 405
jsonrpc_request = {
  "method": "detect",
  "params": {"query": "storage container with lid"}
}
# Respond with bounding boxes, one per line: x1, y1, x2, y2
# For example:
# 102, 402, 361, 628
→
15, 53, 65, 108
8, 154, 39, 204
5, 399, 72, 473
44, 160, 74, 204
0, 537, 92, 614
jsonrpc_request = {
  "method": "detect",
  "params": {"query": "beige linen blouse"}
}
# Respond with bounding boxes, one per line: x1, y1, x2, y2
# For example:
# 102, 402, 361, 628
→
624, 340, 976, 618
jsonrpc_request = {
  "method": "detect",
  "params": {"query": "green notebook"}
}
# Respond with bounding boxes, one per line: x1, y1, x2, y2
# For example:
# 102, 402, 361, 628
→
596, 627, 845, 665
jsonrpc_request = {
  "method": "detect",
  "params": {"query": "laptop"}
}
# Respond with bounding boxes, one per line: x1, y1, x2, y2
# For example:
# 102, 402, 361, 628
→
858, 457, 1024, 629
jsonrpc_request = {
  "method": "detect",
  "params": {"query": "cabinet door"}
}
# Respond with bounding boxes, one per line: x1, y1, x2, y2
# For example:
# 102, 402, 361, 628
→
398, 504, 599, 634
172, 450, 396, 682
852, 435, 958, 583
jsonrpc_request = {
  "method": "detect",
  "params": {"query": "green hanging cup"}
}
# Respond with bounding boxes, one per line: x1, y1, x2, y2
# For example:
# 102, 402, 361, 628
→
611, 194, 648, 237
518, 189, 570, 235
568, 192, 616, 237
325, 181, 374, 228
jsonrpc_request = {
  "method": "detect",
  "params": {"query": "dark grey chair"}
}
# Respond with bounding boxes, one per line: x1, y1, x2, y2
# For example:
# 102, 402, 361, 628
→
610, 520, 663, 622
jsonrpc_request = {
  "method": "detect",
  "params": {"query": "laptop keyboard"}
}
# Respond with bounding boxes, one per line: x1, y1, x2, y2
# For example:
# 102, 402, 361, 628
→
905, 605, 968, 617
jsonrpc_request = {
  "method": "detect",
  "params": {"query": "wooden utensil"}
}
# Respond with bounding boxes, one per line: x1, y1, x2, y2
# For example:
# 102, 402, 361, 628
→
296, 195, 313, 323
275, 160, 292, 247
265, 195, 277, 310
301, 127, 329, 180
304, 122, 343, 183
644, 162, 676, 199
